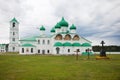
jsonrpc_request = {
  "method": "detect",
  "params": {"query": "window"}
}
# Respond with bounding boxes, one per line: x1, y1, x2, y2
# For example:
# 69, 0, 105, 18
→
64, 34, 71, 40
38, 40, 40, 44
47, 40, 50, 44
43, 40, 45, 44
31, 48, 33, 53
13, 47, 15, 51
42, 50, 45, 54
55, 34, 62, 40
22, 48, 24, 53
26, 48, 29, 52
73, 35, 80, 40
62, 29, 64, 32
68, 49, 70, 53
77, 49, 80, 52
38, 50, 40, 53
12, 38, 15, 41
47, 50, 50, 53
13, 22, 15, 27
13, 32, 15, 35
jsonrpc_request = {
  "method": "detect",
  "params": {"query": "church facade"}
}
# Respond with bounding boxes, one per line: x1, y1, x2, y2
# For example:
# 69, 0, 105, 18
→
0, 17, 93, 55
18, 17, 93, 54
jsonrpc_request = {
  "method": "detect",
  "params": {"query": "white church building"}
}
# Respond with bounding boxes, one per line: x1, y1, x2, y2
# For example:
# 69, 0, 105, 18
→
1, 17, 93, 55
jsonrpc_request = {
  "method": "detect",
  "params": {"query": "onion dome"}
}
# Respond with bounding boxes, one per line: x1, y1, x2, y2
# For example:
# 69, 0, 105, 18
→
55, 23, 61, 29
40, 25, 45, 31
70, 24, 76, 30
51, 28, 55, 32
59, 17, 68, 27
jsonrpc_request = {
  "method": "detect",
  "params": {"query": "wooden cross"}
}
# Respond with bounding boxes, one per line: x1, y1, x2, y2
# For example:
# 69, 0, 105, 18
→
74, 49, 80, 60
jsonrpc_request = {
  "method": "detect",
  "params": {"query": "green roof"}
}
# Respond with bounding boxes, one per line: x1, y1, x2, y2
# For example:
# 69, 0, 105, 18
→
21, 43, 35, 47
59, 17, 68, 27
51, 28, 55, 32
20, 35, 53, 42
70, 24, 76, 30
40, 25, 45, 31
66, 30, 70, 33
54, 42, 91, 47
82, 52, 93, 55
54, 42, 63, 46
0, 44, 6, 47
82, 43, 91, 47
55, 23, 61, 29
20, 36, 37, 41
10, 18, 19, 23
63, 42, 72, 46
81, 37, 92, 43
72, 43, 81, 46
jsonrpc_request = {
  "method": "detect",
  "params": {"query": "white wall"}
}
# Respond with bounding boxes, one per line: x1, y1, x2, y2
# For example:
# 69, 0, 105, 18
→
35, 37, 52, 54
70, 30, 76, 33
19, 47, 36, 54
61, 27, 67, 33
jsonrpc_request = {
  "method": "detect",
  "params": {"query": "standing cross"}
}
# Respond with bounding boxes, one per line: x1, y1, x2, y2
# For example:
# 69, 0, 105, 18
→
74, 49, 80, 60
100, 40, 105, 48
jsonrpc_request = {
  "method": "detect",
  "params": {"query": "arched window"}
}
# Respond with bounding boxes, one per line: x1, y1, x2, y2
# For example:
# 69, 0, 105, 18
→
47, 40, 50, 44
73, 35, 80, 40
22, 48, 24, 53
12, 38, 15, 41
55, 34, 62, 40
38, 50, 40, 53
68, 49, 70, 53
31, 48, 33, 53
38, 40, 40, 44
47, 50, 50, 53
26, 48, 29, 52
13, 47, 15, 51
43, 40, 45, 44
13, 22, 15, 27
64, 34, 71, 40
13, 32, 15, 35
42, 50, 45, 54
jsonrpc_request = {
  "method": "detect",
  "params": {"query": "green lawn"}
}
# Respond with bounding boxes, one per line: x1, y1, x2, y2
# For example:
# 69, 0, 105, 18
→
0, 54, 120, 80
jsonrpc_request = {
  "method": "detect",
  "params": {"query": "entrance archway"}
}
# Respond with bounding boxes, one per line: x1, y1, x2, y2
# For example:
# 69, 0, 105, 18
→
42, 50, 45, 54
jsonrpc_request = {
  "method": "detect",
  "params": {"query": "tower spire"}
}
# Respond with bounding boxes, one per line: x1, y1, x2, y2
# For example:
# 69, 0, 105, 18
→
10, 17, 19, 23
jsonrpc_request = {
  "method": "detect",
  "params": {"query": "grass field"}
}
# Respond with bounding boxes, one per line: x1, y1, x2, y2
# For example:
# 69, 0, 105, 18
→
0, 54, 120, 80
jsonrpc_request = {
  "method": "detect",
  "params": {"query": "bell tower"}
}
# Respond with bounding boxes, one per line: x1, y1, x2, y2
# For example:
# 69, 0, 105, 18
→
9, 18, 19, 52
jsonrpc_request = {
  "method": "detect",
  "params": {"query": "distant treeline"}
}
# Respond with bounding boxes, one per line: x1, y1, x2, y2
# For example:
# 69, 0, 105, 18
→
92, 46, 120, 52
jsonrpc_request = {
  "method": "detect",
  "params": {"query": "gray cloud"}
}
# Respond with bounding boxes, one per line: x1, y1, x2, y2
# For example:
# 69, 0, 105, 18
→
0, 0, 120, 45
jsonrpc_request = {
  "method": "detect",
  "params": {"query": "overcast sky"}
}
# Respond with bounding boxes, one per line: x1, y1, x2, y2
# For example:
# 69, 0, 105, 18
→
0, 0, 120, 45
